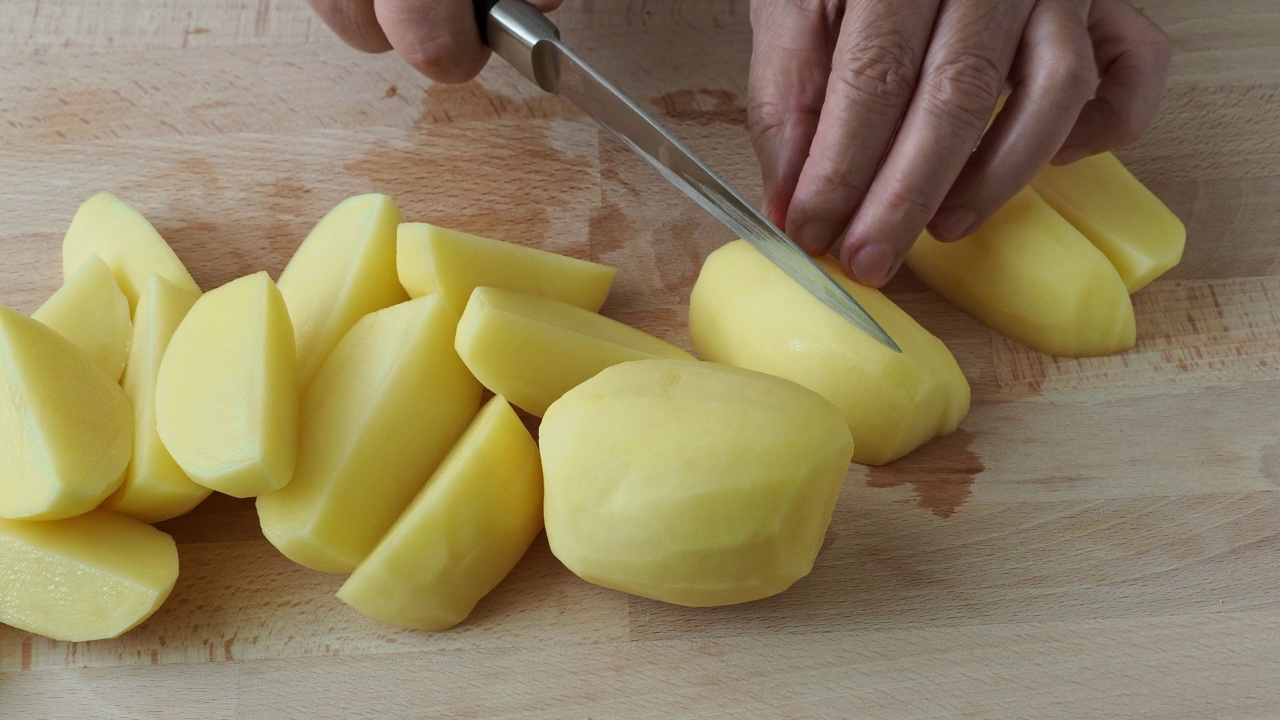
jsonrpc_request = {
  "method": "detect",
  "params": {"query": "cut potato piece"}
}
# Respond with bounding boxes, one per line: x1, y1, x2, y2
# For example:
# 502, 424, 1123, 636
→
257, 295, 483, 574
33, 254, 132, 381
1031, 152, 1186, 293
541, 359, 854, 607
397, 222, 616, 313
690, 239, 970, 465
0, 510, 178, 642
455, 286, 694, 416
62, 192, 200, 314
102, 274, 211, 522
278, 194, 407, 388
338, 395, 543, 631
156, 272, 298, 498
0, 305, 132, 520
905, 187, 1136, 357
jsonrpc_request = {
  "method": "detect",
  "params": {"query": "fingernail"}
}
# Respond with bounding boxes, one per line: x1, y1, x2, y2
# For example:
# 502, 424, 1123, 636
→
1053, 146, 1090, 166
848, 243, 895, 287
930, 208, 979, 242
791, 219, 840, 254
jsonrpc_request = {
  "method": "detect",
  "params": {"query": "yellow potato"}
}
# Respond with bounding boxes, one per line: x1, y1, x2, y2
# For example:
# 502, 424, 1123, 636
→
0, 305, 132, 520
257, 295, 483, 574
397, 222, 616, 313
905, 187, 1136, 357
1031, 152, 1186, 293
0, 510, 178, 642
541, 359, 854, 607
278, 194, 407, 388
102, 274, 211, 523
62, 192, 200, 314
338, 395, 543, 631
455, 286, 694, 416
156, 271, 299, 498
689, 239, 970, 465
33, 254, 132, 381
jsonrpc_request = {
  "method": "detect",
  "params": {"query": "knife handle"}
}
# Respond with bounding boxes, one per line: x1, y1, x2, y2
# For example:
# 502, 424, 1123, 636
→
472, 0, 562, 91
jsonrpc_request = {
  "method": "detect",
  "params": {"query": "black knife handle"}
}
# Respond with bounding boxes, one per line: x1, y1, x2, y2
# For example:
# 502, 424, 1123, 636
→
473, 0, 500, 45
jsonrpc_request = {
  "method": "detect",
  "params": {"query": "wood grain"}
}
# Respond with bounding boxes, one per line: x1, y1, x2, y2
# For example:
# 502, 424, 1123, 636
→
1, 1, 1278, 717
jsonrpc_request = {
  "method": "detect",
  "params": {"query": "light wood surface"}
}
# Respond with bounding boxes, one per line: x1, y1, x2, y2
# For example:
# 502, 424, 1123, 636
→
2, 1, 1278, 717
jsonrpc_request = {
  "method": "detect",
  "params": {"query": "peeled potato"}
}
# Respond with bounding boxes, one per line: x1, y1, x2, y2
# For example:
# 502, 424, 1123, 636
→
905, 187, 1136, 357
455, 286, 694, 416
0, 305, 132, 520
690, 239, 970, 465
257, 295, 483, 574
1032, 152, 1186, 293
33, 254, 132, 381
278, 194, 407, 388
62, 192, 200, 314
156, 271, 299, 498
102, 274, 211, 523
541, 359, 854, 607
397, 222, 616, 313
0, 510, 179, 642
338, 395, 543, 631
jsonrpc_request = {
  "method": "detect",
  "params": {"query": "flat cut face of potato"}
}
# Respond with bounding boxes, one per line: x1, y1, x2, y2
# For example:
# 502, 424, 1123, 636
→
455, 286, 694, 417
33, 253, 132, 382
256, 295, 483, 575
540, 359, 854, 608
0, 305, 133, 521
689, 239, 971, 466
338, 395, 543, 631
0, 510, 179, 642
155, 271, 299, 499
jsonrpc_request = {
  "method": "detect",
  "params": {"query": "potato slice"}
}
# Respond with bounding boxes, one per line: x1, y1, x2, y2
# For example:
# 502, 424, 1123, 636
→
278, 194, 407, 388
397, 222, 616, 313
1031, 152, 1186, 293
905, 187, 1136, 357
33, 254, 132, 381
102, 274, 211, 522
0, 305, 132, 520
62, 192, 200, 314
690, 239, 970, 466
257, 295, 483, 574
455, 286, 694, 416
338, 395, 542, 631
0, 510, 178, 642
541, 359, 854, 607
156, 271, 299, 498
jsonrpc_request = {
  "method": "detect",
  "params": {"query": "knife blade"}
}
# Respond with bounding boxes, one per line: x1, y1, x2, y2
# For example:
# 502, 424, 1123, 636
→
472, 0, 901, 352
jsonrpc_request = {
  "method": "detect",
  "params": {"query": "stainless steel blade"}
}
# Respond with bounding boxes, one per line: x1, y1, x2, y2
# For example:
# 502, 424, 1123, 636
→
479, 0, 901, 352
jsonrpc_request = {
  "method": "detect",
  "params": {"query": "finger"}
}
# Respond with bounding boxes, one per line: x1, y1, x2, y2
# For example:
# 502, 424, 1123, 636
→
838, 0, 1030, 285
308, 0, 392, 53
931, 0, 1096, 241
374, 0, 489, 83
746, 0, 837, 229
784, 0, 940, 256
1053, 0, 1171, 163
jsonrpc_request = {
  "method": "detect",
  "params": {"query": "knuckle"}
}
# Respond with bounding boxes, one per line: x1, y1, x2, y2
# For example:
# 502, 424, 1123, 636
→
1049, 52, 1099, 103
880, 180, 938, 222
832, 34, 921, 110
403, 35, 475, 83
920, 53, 1006, 130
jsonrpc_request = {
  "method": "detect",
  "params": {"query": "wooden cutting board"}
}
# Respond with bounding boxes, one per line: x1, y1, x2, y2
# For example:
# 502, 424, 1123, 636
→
2, 1, 1278, 717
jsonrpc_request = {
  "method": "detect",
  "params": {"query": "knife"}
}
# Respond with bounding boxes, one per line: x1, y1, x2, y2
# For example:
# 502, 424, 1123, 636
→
471, 0, 901, 352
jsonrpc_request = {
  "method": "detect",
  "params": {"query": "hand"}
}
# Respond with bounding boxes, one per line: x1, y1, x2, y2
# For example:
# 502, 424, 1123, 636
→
308, 0, 563, 83
747, 0, 1171, 287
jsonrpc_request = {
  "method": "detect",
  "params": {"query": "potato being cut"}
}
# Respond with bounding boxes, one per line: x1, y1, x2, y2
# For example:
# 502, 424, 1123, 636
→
1032, 152, 1186, 293
257, 295, 483, 574
102, 274, 211, 523
905, 187, 1136, 357
278, 194, 407, 388
397, 222, 616, 313
690, 239, 970, 465
0, 510, 178, 642
156, 271, 299, 498
455, 286, 694, 416
62, 192, 200, 313
338, 395, 543, 631
541, 359, 854, 607
32, 253, 132, 382
0, 305, 132, 521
